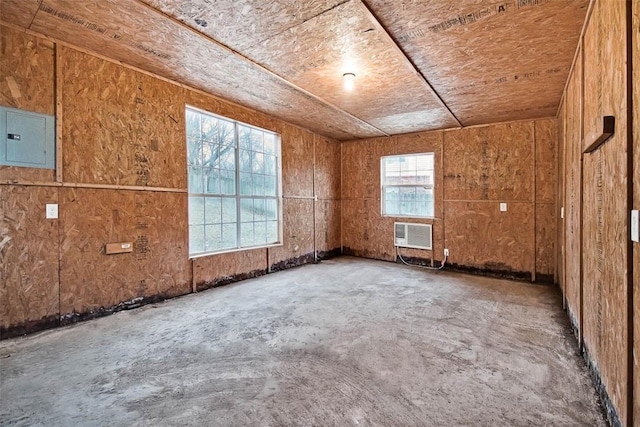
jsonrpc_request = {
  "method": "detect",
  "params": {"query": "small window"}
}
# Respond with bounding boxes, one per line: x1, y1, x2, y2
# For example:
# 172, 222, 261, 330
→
186, 106, 281, 256
381, 153, 435, 218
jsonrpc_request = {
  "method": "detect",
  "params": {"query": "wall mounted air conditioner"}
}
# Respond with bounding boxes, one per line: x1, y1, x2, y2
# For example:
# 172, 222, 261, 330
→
394, 222, 432, 250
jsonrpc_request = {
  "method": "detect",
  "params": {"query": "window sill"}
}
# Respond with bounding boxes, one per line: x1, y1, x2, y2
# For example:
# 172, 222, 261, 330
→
189, 241, 283, 259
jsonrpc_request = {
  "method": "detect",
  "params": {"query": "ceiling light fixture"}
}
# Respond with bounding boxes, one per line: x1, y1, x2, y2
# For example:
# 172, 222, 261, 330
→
343, 73, 356, 91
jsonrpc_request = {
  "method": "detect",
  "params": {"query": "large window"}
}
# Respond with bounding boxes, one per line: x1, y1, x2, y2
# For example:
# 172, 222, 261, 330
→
381, 153, 435, 218
186, 106, 281, 256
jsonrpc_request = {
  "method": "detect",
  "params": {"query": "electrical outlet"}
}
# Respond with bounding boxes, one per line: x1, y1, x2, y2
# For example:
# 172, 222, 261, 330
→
444, 248, 449, 257
45, 203, 58, 219
500, 203, 507, 212
561, 207, 564, 219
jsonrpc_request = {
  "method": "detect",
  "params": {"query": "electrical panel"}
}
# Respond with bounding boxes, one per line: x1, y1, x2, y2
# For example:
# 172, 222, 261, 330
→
0, 106, 55, 169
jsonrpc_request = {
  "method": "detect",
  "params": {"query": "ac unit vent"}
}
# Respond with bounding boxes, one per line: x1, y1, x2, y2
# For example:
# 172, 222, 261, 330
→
394, 222, 432, 250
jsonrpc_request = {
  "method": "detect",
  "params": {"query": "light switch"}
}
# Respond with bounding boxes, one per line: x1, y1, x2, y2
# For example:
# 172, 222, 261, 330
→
632, 210, 639, 243
45, 203, 58, 219
500, 203, 507, 212
561, 207, 564, 219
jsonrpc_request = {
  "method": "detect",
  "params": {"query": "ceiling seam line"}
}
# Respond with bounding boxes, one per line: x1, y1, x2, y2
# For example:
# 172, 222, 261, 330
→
132, 0, 388, 138
244, 0, 353, 51
28, 0, 45, 29
356, 0, 464, 128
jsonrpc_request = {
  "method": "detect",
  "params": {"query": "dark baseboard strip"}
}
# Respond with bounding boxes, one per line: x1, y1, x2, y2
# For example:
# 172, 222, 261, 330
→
197, 269, 268, 292
2, 250, 342, 340
582, 343, 623, 427
60, 293, 178, 326
0, 315, 60, 340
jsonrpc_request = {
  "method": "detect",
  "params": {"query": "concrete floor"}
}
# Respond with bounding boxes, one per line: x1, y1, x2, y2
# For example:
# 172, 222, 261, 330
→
1, 257, 605, 426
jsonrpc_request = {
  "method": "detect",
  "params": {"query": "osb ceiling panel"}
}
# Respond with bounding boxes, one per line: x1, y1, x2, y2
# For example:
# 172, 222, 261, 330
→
365, 0, 589, 126
243, 0, 458, 134
1, 0, 587, 139
0, 0, 40, 29
139, 0, 346, 52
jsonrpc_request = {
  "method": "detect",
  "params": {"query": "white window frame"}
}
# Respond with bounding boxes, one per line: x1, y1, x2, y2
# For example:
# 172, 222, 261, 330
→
186, 105, 283, 258
381, 152, 435, 219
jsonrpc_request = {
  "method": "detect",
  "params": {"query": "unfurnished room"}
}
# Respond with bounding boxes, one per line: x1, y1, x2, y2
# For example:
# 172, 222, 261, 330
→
0, 0, 639, 426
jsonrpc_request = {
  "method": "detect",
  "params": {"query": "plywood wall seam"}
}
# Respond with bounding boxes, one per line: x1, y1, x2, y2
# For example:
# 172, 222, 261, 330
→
532, 122, 537, 282
54, 41, 63, 183
130, 0, 388, 139
55, 184, 61, 326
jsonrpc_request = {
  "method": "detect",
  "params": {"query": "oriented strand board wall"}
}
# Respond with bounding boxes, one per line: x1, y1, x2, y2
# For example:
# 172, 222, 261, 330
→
59, 188, 191, 315
314, 135, 341, 255
60, 47, 186, 188
534, 119, 557, 281
342, 118, 557, 280
341, 137, 396, 260
0, 186, 60, 335
0, 26, 56, 183
557, 100, 566, 293
579, 0, 629, 424
1, 29, 343, 335
564, 47, 582, 328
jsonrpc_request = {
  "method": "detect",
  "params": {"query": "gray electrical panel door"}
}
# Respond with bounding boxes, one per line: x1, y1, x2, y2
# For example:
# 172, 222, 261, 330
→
0, 106, 55, 169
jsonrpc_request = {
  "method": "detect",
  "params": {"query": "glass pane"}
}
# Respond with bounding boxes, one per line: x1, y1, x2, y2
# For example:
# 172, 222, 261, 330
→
205, 224, 222, 251
239, 149, 252, 172
266, 221, 279, 243
416, 172, 433, 186
265, 199, 278, 220
264, 155, 277, 176
253, 198, 266, 221
219, 145, 235, 171
188, 197, 205, 225
203, 144, 218, 169
264, 133, 275, 154
252, 174, 265, 196
416, 201, 434, 217
204, 197, 222, 224
254, 221, 267, 244
252, 152, 264, 174
385, 199, 398, 216
416, 154, 434, 171
188, 167, 203, 193
416, 187, 433, 202
201, 115, 217, 142
383, 157, 401, 176
265, 176, 277, 196
399, 201, 415, 216
399, 187, 416, 202
251, 130, 264, 153
219, 119, 235, 146
240, 173, 252, 195
221, 223, 237, 248
204, 168, 220, 194
384, 187, 400, 201
186, 110, 201, 138
186, 138, 202, 166
240, 223, 254, 247
240, 198, 253, 223
219, 169, 236, 195
238, 125, 251, 150
221, 198, 237, 223
189, 225, 205, 254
